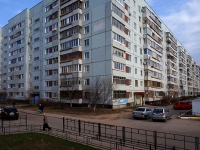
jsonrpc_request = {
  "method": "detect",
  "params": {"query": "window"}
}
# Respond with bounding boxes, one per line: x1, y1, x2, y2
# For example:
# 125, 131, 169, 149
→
134, 34, 137, 41
113, 32, 125, 45
84, 39, 89, 46
84, 13, 89, 21
140, 81, 143, 86
34, 86, 39, 89
84, 52, 89, 59
61, 39, 80, 50
61, 14, 79, 27
34, 47, 39, 52
34, 28, 39, 33
34, 66, 39, 70
141, 70, 143, 76
133, 0, 135, 6
133, 11, 136, 18
139, 16, 141, 22
140, 59, 142, 65
84, 65, 90, 72
134, 22, 137, 29
84, 26, 89, 34
139, 38, 142, 44
85, 79, 90, 85
134, 45, 137, 52
34, 18, 40, 23
34, 57, 39, 61
138, 6, 141, 12
34, 76, 39, 80
140, 27, 142, 33
34, 37, 39, 42
135, 68, 137, 74
135, 80, 138, 87
135, 57, 137, 63
84, 1, 89, 9
113, 47, 125, 58
113, 61, 125, 71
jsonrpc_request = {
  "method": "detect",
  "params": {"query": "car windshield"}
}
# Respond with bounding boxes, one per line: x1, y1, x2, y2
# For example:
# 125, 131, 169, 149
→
153, 109, 163, 113
135, 108, 145, 111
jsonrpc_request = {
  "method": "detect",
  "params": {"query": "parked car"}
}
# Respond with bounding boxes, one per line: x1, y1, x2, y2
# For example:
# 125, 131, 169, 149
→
1, 107, 19, 120
152, 108, 172, 122
173, 101, 192, 110
132, 107, 152, 119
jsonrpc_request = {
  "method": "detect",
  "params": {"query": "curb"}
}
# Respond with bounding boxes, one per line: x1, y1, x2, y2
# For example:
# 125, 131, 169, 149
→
178, 110, 200, 120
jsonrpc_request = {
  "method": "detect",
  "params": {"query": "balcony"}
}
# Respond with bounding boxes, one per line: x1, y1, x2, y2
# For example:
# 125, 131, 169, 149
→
166, 32, 177, 44
166, 47, 177, 57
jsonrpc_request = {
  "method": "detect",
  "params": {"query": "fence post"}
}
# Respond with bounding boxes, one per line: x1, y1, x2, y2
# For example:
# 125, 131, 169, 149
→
3, 126, 5, 135
195, 137, 199, 150
78, 120, 81, 136
63, 117, 65, 133
153, 131, 157, 150
26, 115, 27, 130
1, 117, 3, 132
122, 126, 125, 145
98, 123, 101, 140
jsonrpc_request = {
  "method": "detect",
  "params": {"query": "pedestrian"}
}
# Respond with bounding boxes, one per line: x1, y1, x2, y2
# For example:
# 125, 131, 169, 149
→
39, 104, 43, 113
12, 101, 16, 107
43, 114, 51, 131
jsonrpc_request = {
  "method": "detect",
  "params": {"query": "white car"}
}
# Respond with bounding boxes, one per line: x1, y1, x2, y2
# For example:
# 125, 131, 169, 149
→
132, 107, 152, 119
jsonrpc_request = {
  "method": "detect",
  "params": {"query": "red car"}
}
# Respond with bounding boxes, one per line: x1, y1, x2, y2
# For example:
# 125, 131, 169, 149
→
173, 101, 192, 110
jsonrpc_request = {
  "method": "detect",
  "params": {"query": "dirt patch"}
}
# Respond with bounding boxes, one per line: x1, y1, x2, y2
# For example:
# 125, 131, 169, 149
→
16, 105, 132, 120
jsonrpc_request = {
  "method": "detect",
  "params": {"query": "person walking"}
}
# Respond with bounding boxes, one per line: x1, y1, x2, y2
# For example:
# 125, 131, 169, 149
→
43, 114, 51, 131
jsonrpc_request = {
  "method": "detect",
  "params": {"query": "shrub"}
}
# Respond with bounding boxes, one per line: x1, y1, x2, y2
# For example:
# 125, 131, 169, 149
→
160, 96, 171, 105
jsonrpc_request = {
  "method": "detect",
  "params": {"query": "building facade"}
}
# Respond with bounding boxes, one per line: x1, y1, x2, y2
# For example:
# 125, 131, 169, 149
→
0, 0, 200, 108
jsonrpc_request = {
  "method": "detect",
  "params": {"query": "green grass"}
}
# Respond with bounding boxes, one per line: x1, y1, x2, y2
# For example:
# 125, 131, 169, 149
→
0, 133, 99, 150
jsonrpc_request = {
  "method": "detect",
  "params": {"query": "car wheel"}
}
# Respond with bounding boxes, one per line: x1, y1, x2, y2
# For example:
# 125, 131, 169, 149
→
164, 117, 167, 122
152, 119, 155, 122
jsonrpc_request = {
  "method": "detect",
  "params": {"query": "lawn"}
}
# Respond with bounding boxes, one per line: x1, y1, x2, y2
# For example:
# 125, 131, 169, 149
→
0, 132, 99, 150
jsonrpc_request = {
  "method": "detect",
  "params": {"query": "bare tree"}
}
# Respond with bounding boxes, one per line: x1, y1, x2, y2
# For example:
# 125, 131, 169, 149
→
101, 77, 117, 107
60, 73, 81, 107
84, 76, 116, 111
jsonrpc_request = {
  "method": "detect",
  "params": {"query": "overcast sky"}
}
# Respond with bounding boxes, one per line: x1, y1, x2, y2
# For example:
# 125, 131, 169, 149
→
0, 0, 199, 65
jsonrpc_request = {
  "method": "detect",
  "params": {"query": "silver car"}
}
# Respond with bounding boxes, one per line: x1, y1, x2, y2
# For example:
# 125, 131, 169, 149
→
132, 107, 152, 119
152, 108, 172, 122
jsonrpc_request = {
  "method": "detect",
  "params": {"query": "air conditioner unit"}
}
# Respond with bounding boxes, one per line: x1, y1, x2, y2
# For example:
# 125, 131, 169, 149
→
143, 62, 147, 65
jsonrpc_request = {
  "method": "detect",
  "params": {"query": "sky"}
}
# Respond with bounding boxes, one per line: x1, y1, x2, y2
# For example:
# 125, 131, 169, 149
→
146, 0, 200, 65
0, 0, 199, 65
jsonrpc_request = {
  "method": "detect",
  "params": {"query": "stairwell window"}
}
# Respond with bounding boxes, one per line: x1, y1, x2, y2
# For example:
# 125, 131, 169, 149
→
84, 26, 89, 34
84, 65, 90, 72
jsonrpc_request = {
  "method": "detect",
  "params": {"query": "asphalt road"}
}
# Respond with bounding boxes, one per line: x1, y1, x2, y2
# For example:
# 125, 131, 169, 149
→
17, 105, 200, 137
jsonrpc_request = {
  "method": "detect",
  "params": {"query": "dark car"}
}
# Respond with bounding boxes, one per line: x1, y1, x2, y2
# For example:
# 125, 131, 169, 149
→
1, 107, 19, 120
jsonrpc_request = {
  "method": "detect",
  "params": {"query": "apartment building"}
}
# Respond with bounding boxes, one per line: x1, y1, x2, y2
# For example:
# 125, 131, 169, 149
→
0, 0, 200, 108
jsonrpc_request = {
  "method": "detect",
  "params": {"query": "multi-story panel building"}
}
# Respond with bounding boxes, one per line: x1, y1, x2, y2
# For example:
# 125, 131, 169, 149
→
0, 0, 200, 108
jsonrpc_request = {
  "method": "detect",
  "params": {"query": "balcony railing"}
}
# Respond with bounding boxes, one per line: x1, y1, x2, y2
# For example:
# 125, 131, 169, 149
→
166, 32, 177, 44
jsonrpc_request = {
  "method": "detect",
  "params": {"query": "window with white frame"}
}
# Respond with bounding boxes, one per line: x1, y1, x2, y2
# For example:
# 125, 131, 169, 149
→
135, 68, 137, 74
84, 1, 89, 9
84, 26, 89, 34
134, 34, 137, 41
141, 70, 143, 76
140, 59, 142, 65
84, 13, 89, 21
84, 39, 89, 46
84, 52, 89, 59
140, 81, 143, 86
134, 22, 137, 29
84, 65, 90, 72
133, 11, 136, 18
113, 32, 125, 45
135, 57, 137, 63
113, 61, 125, 71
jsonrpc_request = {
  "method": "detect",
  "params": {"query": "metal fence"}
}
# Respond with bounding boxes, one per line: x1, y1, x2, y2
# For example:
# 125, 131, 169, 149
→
0, 124, 172, 150
63, 117, 200, 150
